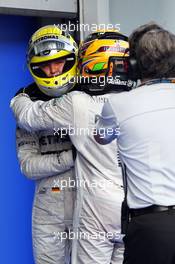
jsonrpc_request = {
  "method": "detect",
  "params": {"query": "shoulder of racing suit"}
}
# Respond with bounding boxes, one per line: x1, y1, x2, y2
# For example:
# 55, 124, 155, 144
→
15, 83, 53, 102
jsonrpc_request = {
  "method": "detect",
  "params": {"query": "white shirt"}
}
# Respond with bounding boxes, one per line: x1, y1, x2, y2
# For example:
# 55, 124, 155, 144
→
97, 83, 175, 208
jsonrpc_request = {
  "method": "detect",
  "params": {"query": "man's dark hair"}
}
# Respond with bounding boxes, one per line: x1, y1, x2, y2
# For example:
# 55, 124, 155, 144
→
129, 22, 175, 79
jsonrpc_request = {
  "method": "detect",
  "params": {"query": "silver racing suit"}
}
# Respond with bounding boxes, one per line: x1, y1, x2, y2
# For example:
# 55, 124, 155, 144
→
11, 90, 125, 264
15, 83, 75, 264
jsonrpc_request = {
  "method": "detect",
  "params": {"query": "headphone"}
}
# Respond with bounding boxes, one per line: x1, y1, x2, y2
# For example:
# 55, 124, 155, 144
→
128, 25, 164, 81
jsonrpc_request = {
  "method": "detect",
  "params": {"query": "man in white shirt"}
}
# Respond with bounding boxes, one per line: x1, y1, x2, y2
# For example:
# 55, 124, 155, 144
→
95, 22, 175, 264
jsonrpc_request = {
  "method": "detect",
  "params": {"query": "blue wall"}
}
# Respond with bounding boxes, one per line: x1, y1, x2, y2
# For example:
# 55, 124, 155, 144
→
0, 14, 40, 264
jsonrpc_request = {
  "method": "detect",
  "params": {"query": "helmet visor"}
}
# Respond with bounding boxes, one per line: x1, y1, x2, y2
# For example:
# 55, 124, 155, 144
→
28, 39, 76, 61
30, 54, 76, 78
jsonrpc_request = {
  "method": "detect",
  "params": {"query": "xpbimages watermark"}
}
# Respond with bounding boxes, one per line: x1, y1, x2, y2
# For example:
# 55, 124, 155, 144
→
56, 22, 121, 33
52, 74, 133, 88
53, 177, 123, 191
69, 76, 133, 87
53, 124, 120, 138
53, 230, 124, 243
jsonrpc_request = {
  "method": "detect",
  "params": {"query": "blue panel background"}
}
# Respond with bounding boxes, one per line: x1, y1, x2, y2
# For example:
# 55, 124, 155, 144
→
0, 14, 40, 264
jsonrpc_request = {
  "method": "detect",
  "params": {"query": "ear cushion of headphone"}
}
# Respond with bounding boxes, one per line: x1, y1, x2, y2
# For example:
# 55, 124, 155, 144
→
128, 57, 141, 81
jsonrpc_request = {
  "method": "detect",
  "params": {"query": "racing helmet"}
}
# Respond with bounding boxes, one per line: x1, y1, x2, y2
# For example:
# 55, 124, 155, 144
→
27, 25, 78, 97
78, 29, 133, 92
